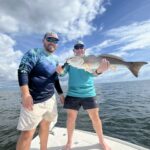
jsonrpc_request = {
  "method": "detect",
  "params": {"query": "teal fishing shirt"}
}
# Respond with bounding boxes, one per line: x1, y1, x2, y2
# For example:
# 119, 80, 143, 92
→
62, 64, 96, 98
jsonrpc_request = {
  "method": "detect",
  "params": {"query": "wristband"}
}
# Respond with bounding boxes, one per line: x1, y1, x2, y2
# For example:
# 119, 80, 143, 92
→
95, 70, 102, 75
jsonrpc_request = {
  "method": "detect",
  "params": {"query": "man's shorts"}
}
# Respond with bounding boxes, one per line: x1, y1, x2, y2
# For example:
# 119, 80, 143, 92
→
17, 95, 57, 131
63, 96, 99, 111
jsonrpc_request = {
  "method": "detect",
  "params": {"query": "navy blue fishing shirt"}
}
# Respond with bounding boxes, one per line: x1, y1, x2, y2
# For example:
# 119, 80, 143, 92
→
18, 48, 62, 104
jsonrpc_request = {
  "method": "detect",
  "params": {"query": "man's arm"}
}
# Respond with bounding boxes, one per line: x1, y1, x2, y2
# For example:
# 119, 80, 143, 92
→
55, 63, 69, 104
56, 63, 69, 76
54, 78, 65, 104
20, 85, 33, 110
18, 49, 37, 110
93, 58, 110, 76
54, 78, 63, 95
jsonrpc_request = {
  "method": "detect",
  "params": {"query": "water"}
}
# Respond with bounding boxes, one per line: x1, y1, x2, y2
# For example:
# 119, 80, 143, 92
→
0, 80, 150, 150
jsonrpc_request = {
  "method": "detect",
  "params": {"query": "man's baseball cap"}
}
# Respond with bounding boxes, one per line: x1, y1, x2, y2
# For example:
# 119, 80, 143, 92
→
74, 40, 84, 46
74, 40, 84, 49
44, 32, 59, 40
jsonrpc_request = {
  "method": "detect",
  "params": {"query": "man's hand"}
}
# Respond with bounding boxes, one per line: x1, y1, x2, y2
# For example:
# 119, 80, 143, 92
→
22, 94, 33, 111
56, 65, 64, 74
96, 58, 110, 74
59, 94, 65, 104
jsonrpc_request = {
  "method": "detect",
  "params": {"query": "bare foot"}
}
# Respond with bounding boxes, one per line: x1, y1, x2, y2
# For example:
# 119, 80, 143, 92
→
63, 143, 71, 150
100, 141, 111, 150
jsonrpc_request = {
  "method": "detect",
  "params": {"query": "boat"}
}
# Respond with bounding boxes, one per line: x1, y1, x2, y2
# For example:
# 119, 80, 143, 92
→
30, 126, 149, 150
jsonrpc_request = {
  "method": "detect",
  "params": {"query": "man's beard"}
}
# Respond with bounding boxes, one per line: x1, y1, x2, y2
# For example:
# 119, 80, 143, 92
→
75, 52, 85, 56
45, 45, 56, 53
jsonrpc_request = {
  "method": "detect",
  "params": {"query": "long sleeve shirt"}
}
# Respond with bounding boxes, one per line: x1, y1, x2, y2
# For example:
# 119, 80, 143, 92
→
18, 48, 63, 104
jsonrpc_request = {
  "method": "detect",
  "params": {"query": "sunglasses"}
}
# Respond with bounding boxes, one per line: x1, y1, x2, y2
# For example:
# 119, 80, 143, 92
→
46, 37, 59, 44
74, 44, 84, 50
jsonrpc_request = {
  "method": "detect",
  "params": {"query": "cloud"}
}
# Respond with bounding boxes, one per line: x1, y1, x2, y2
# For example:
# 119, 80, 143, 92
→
0, 15, 19, 32
0, 33, 23, 81
86, 39, 114, 55
86, 20, 150, 57
106, 20, 150, 52
0, 0, 107, 40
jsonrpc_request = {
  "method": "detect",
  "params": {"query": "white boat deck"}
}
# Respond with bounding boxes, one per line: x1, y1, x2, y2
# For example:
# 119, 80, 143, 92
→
31, 127, 149, 150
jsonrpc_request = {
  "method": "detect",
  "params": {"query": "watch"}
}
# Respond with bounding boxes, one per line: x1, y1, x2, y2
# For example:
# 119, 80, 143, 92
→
95, 70, 102, 75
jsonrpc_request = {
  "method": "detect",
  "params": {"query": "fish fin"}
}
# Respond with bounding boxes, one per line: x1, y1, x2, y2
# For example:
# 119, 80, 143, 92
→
82, 63, 93, 73
110, 65, 117, 71
99, 54, 124, 61
83, 63, 91, 70
127, 62, 148, 77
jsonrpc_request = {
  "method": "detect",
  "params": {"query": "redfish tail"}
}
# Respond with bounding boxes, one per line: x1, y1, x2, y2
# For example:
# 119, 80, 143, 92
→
127, 62, 148, 77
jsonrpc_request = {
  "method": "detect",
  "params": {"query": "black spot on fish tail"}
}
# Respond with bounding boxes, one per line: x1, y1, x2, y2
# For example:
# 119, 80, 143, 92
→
127, 61, 148, 77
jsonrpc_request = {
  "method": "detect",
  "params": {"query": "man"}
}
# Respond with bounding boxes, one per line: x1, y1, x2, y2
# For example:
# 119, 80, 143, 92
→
16, 32, 64, 150
56, 41, 111, 150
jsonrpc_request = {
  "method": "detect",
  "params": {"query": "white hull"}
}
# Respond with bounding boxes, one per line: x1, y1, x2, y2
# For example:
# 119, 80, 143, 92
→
31, 127, 149, 150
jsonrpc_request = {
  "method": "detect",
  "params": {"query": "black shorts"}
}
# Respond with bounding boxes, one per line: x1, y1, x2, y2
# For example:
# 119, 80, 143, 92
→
63, 96, 99, 111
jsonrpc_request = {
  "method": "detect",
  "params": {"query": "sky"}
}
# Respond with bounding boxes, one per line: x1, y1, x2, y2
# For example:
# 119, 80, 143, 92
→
0, 0, 150, 87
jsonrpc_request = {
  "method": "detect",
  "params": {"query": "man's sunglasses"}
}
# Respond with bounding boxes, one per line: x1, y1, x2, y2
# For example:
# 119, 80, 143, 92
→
74, 44, 84, 50
46, 37, 59, 44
